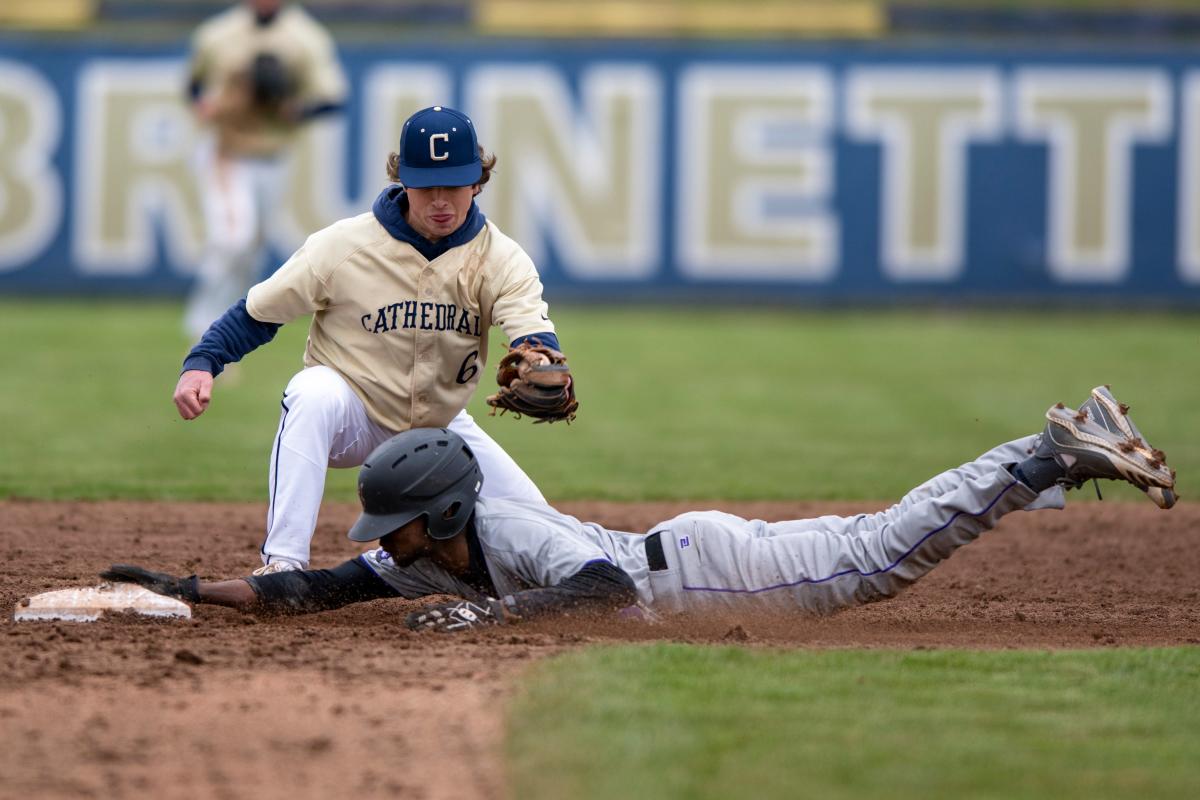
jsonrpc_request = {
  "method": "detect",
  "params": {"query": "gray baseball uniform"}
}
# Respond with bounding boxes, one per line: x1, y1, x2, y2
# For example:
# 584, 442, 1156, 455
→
360, 434, 1061, 616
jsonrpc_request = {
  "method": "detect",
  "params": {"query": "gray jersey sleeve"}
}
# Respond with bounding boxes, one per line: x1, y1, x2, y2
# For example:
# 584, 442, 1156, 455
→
474, 502, 617, 597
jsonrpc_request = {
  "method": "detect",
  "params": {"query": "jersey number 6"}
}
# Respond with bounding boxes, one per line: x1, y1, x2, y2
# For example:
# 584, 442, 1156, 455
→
455, 350, 479, 384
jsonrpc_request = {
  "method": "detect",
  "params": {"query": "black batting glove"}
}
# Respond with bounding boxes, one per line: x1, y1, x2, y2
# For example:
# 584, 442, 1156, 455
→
100, 564, 201, 603
405, 598, 505, 633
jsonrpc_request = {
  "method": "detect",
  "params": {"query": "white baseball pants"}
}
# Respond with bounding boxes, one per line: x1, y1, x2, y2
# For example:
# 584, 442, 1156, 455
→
185, 141, 287, 339
261, 365, 546, 568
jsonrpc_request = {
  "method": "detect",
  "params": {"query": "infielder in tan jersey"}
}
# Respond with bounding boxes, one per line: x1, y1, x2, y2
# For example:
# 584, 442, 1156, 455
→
184, 0, 347, 339
173, 105, 572, 574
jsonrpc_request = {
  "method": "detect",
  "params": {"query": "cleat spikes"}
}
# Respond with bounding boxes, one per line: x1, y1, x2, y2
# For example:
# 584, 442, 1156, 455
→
1041, 392, 1174, 496
1083, 386, 1175, 508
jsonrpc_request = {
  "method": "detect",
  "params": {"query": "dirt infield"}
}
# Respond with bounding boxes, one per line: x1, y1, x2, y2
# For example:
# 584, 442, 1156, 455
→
2, 499, 1198, 799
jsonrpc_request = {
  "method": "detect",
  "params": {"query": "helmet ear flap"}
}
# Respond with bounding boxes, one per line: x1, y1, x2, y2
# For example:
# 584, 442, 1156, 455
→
426, 471, 480, 540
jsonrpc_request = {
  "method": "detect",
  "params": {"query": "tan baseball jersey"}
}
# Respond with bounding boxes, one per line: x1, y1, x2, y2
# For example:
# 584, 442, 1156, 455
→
188, 3, 346, 157
245, 210, 555, 432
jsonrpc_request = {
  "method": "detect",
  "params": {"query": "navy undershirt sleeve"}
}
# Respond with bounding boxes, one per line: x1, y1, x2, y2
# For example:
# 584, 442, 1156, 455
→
244, 556, 400, 615
510, 331, 561, 351
181, 298, 282, 376
298, 100, 344, 121
503, 560, 637, 620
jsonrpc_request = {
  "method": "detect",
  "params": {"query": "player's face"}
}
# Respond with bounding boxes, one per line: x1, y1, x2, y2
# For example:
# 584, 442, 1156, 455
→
405, 186, 476, 242
378, 517, 433, 567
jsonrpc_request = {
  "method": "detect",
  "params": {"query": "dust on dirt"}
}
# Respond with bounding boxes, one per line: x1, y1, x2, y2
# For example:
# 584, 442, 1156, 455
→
2, 499, 1197, 799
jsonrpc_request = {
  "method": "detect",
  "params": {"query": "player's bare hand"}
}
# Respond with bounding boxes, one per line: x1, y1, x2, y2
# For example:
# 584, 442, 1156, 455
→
174, 370, 214, 420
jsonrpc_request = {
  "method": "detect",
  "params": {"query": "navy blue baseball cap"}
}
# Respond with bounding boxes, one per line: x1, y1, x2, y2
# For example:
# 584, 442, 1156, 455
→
397, 105, 482, 188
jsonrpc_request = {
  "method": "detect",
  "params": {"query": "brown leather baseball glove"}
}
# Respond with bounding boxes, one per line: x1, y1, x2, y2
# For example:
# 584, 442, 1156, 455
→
486, 343, 578, 423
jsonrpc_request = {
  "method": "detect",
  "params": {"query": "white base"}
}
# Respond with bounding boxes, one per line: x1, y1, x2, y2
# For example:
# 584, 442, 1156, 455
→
13, 583, 192, 622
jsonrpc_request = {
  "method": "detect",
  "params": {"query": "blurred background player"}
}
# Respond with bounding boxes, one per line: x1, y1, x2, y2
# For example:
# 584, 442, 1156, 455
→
173, 105, 576, 576
183, 0, 347, 340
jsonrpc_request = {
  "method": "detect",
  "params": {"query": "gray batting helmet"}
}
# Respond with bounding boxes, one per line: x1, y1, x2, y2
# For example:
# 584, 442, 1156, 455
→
347, 428, 482, 543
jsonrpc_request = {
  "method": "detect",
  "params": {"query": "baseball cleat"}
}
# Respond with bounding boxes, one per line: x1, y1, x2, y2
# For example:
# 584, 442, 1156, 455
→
252, 559, 302, 576
1038, 398, 1175, 494
1079, 385, 1179, 509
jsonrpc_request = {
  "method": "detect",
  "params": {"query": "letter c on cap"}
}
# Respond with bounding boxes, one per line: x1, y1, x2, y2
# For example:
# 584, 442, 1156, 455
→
430, 133, 450, 161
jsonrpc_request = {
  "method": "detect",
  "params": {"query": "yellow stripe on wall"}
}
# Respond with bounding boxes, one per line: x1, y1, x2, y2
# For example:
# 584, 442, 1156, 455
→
0, 0, 96, 29
477, 0, 885, 38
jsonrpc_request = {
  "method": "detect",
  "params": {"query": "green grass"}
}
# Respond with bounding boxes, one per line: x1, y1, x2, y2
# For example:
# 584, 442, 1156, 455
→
1, 299, 1197, 501
508, 644, 1200, 800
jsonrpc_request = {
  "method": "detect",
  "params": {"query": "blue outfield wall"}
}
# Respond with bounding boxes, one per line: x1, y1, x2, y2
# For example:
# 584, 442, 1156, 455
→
1, 36, 1200, 303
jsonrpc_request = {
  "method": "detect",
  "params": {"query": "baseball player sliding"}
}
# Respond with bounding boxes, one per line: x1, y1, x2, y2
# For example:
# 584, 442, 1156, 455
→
184, 0, 347, 339
174, 104, 578, 577
114, 386, 1175, 630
